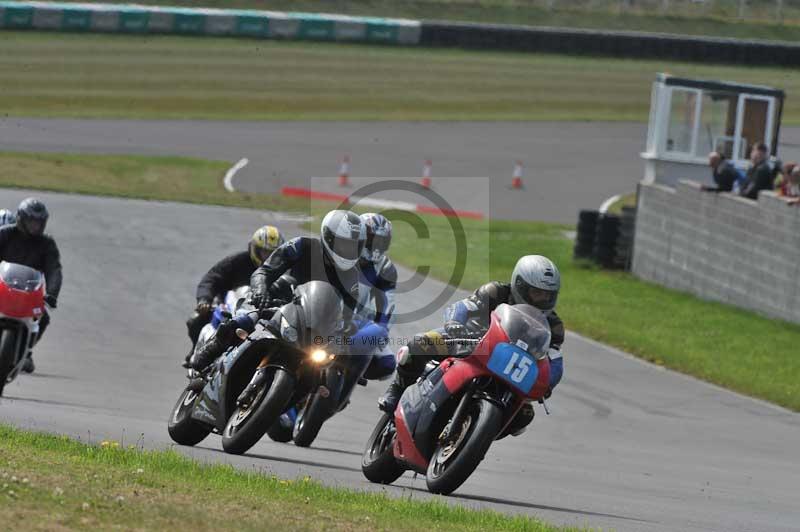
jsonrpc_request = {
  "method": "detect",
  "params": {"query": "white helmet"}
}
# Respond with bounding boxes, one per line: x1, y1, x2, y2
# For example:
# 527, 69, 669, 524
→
0, 209, 15, 227
320, 210, 366, 271
510, 255, 561, 312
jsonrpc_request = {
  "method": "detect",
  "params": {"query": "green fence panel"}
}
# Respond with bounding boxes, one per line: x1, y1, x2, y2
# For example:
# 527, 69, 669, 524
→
61, 8, 92, 31
297, 18, 334, 40
366, 22, 399, 43
118, 10, 149, 33
2, 4, 32, 28
173, 12, 205, 34
235, 14, 268, 37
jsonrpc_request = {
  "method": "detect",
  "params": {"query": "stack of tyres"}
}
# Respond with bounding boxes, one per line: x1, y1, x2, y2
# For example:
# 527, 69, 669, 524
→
574, 210, 599, 260
593, 214, 620, 268
614, 206, 636, 270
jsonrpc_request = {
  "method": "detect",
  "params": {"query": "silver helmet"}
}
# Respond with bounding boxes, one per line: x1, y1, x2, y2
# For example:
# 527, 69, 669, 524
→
510, 255, 561, 312
320, 210, 366, 271
0, 209, 15, 227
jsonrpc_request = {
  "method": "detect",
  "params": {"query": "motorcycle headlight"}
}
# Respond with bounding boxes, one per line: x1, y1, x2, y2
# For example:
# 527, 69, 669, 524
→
310, 349, 335, 366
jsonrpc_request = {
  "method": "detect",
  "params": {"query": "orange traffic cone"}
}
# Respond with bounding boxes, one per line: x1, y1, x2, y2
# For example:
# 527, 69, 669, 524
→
338, 155, 350, 187
511, 160, 524, 189
420, 159, 432, 188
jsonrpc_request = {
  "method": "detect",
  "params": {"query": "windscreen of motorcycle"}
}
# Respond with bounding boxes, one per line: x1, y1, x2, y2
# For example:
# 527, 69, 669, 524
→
494, 303, 551, 360
0, 262, 44, 292
291, 281, 344, 345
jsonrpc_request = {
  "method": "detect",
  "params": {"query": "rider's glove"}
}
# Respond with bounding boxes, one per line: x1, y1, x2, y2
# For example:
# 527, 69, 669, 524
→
195, 299, 212, 315
444, 320, 467, 338
44, 294, 58, 309
248, 288, 269, 309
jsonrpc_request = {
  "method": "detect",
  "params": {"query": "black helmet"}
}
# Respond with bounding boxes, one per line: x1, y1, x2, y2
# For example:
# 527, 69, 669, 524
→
320, 210, 366, 271
17, 198, 49, 237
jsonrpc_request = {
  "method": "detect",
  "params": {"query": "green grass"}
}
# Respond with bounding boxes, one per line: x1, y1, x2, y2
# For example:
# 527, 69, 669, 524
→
5, 31, 800, 123
2, 151, 798, 410
59, 0, 800, 42
0, 424, 574, 531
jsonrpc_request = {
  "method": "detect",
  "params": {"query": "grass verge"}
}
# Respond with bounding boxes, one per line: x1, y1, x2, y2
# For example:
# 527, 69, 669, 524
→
2, 151, 798, 410
0, 424, 574, 531
60, 0, 800, 42
5, 31, 800, 123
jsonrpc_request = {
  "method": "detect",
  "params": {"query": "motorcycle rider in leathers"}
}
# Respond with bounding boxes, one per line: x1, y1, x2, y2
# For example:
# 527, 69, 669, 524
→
183, 225, 284, 366
354, 213, 398, 381
378, 255, 565, 438
189, 210, 366, 371
0, 198, 63, 374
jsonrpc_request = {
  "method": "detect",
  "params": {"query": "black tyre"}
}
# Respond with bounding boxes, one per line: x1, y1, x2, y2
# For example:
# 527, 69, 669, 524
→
266, 413, 295, 443
167, 387, 212, 446
362, 413, 405, 484
0, 329, 18, 397
292, 392, 333, 448
425, 398, 503, 495
221, 368, 294, 455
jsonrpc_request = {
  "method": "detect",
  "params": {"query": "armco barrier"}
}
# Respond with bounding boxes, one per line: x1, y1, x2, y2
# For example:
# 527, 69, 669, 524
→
1, 2, 799, 65
0, 1, 422, 44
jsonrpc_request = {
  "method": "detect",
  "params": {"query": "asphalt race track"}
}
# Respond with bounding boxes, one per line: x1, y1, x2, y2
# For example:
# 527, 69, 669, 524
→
1, 189, 798, 531
0, 118, 652, 223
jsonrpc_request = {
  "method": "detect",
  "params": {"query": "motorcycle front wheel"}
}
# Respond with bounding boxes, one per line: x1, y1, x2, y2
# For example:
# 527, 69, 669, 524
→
425, 398, 502, 495
361, 413, 405, 484
0, 329, 18, 397
167, 386, 212, 446
221, 367, 294, 455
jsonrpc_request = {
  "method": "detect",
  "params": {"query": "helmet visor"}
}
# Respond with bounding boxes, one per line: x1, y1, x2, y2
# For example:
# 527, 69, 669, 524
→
252, 245, 273, 265
516, 277, 557, 310
367, 233, 391, 254
331, 236, 361, 263
21, 218, 45, 237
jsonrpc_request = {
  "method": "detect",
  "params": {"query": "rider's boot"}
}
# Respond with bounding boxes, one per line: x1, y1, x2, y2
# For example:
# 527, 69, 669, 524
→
22, 356, 35, 374
378, 364, 419, 413
189, 336, 226, 371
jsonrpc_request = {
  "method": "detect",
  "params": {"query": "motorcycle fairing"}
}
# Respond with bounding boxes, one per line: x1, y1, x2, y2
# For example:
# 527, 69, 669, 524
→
192, 326, 282, 431
395, 364, 457, 466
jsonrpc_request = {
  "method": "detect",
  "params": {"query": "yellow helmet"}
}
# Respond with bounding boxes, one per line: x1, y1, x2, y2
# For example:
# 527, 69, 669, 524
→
249, 225, 285, 266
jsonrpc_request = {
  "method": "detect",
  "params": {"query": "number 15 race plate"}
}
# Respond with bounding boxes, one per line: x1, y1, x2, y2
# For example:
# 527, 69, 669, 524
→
486, 342, 539, 395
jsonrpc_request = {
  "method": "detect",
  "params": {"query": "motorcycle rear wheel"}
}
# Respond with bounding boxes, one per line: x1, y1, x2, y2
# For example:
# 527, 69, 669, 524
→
221, 367, 294, 455
425, 398, 502, 495
0, 329, 18, 397
167, 386, 212, 446
361, 413, 405, 484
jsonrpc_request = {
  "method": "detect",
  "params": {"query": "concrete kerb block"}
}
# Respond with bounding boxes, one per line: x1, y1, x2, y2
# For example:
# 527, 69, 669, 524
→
205, 13, 236, 35
334, 20, 366, 41
31, 6, 62, 29
90, 10, 119, 32
268, 15, 300, 39
147, 11, 173, 33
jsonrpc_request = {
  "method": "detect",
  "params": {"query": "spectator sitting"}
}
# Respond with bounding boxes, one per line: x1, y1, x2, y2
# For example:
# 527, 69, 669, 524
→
740, 143, 774, 200
778, 166, 800, 203
704, 151, 740, 192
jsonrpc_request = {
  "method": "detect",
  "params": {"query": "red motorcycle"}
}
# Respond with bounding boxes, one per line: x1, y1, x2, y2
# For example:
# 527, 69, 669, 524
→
0, 261, 46, 397
362, 303, 552, 495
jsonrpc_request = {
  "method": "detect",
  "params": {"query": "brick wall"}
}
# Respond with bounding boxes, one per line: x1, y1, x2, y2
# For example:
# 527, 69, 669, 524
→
632, 180, 800, 323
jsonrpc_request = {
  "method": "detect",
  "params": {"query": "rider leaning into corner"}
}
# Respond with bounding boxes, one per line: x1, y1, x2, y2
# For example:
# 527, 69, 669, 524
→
183, 224, 285, 366
0, 198, 63, 374
353, 213, 398, 381
189, 209, 366, 371
378, 254, 565, 438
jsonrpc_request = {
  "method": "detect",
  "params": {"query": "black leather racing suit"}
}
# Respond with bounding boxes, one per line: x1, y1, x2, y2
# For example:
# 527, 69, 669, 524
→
0, 225, 62, 342
187, 250, 256, 345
